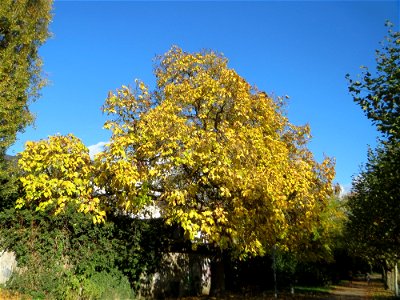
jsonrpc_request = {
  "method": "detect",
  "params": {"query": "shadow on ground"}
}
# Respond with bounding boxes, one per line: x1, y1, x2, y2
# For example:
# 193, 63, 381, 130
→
173, 275, 396, 299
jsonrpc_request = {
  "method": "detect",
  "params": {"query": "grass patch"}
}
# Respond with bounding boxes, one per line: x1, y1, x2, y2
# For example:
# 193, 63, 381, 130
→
0, 287, 28, 300
294, 286, 331, 294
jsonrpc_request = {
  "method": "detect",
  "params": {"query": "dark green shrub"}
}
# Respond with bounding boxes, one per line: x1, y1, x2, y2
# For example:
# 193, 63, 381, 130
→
0, 204, 164, 299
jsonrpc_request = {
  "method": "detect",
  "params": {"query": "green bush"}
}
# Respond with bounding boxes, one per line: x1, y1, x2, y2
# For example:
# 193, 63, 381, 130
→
0, 204, 164, 299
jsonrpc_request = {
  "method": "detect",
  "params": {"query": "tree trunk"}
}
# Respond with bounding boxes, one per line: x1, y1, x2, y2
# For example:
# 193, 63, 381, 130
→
383, 260, 389, 289
210, 251, 225, 296
383, 265, 388, 289
272, 245, 278, 298
395, 262, 399, 297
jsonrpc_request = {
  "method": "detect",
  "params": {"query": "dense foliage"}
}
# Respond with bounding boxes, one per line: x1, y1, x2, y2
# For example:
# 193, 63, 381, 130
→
0, 0, 52, 210
0, 203, 168, 299
16, 134, 105, 222
346, 144, 400, 263
0, 0, 52, 153
99, 46, 336, 258
346, 22, 400, 264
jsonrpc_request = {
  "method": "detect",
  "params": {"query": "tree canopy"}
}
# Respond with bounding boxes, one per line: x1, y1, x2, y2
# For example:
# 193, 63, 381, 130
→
16, 134, 106, 223
346, 23, 400, 263
0, 0, 52, 208
10, 45, 340, 297
0, 0, 52, 153
346, 22, 400, 143
98, 46, 335, 257
346, 144, 400, 262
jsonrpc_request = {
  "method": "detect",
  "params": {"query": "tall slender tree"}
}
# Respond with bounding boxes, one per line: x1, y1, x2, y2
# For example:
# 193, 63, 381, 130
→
346, 22, 400, 266
0, 0, 52, 206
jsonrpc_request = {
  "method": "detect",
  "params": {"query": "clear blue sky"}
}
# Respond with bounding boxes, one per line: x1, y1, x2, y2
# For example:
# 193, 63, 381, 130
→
8, 0, 399, 192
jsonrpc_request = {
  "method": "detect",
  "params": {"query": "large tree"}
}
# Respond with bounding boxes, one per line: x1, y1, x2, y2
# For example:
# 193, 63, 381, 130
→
13, 46, 336, 295
97, 46, 335, 258
0, 0, 52, 207
346, 22, 400, 267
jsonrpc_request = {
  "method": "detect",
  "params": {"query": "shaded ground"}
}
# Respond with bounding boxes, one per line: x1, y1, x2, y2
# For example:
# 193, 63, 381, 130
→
177, 274, 395, 300
327, 275, 394, 300
0, 274, 395, 299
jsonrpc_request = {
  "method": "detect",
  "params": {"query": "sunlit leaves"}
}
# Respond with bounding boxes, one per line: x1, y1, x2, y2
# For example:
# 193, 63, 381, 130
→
0, 0, 52, 210
0, 0, 52, 152
346, 22, 400, 142
17, 134, 105, 223
101, 46, 335, 257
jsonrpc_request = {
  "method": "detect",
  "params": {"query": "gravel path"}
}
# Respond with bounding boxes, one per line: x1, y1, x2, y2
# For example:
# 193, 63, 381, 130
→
177, 274, 395, 299
328, 280, 370, 299
327, 274, 394, 299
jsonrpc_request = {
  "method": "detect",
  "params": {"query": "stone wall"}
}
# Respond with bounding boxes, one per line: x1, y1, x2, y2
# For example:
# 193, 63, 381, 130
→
0, 249, 211, 298
0, 251, 16, 284
137, 252, 211, 299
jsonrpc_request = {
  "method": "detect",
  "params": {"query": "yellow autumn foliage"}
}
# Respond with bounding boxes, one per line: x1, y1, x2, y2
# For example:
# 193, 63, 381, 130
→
17, 134, 105, 223
99, 46, 336, 256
